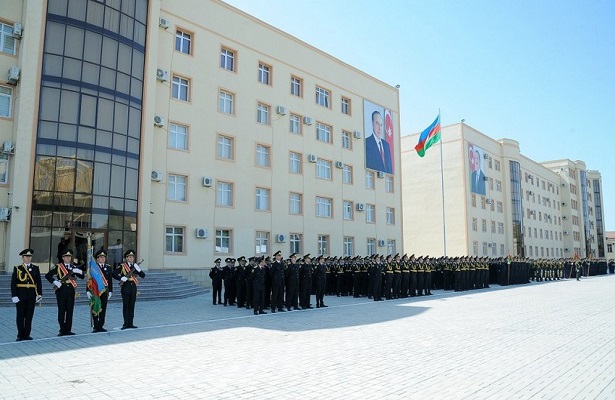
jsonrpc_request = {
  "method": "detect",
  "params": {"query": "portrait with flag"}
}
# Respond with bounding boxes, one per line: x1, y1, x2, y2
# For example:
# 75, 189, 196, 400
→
363, 99, 395, 175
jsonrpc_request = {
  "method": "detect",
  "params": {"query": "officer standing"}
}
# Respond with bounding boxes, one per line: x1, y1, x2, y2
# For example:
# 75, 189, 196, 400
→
235, 256, 247, 308
209, 258, 223, 305
11, 248, 43, 341
87, 249, 113, 333
314, 255, 328, 308
270, 251, 286, 312
252, 256, 267, 315
112, 250, 145, 329
45, 249, 84, 336
299, 254, 313, 309
285, 253, 300, 310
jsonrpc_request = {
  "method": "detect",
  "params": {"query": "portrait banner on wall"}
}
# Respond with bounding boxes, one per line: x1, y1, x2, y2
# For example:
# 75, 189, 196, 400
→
468, 143, 486, 195
364, 99, 394, 174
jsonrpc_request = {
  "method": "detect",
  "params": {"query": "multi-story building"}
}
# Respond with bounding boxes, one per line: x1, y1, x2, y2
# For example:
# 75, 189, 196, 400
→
401, 122, 606, 259
606, 231, 615, 261
0, 0, 402, 281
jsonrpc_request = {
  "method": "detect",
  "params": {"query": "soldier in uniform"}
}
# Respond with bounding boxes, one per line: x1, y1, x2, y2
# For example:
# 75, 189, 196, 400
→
11, 248, 43, 341
285, 253, 300, 310
87, 249, 113, 333
392, 254, 402, 299
371, 254, 383, 301
209, 258, 223, 305
245, 257, 255, 309
400, 254, 410, 298
252, 256, 267, 315
235, 256, 247, 308
46, 249, 84, 336
222, 258, 235, 306
314, 255, 328, 308
112, 249, 145, 330
270, 251, 286, 312
299, 254, 314, 309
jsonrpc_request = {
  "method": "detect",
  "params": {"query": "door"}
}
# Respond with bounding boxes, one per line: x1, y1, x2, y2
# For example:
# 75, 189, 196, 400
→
71, 230, 107, 266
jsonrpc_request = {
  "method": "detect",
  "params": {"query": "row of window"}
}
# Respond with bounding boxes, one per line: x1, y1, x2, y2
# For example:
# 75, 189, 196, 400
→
523, 173, 561, 195
166, 226, 396, 257
526, 227, 562, 242
471, 218, 505, 235
472, 241, 505, 257
471, 195, 504, 212
173, 29, 352, 115
525, 246, 565, 258
525, 209, 563, 226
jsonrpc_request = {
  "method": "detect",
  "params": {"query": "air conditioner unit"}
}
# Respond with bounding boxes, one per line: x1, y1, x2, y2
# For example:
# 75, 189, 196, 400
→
486, 199, 493, 205
335, 161, 344, 169
562, 216, 568, 220
276, 106, 287, 115
303, 116, 313, 125
377, 171, 385, 178
151, 170, 164, 182
0, 208, 11, 222
561, 183, 566, 187
564, 248, 569, 252
307, 154, 317, 163
159, 17, 171, 29
12, 23, 23, 39
2, 140, 15, 154
528, 174, 533, 179
561, 202, 567, 206
195, 228, 208, 238
156, 68, 169, 82
7, 66, 20, 85
202, 177, 213, 187
353, 130, 362, 139
276, 234, 286, 243
563, 231, 569, 235
154, 115, 166, 127
483, 176, 489, 181
377, 239, 386, 247
528, 191, 533, 195
488, 243, 493, 247
483, 153, 489, 159
355, 203, 365, 211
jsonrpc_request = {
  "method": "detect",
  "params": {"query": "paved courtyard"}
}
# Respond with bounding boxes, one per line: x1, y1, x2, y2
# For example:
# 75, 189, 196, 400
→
1, 275, 614, 399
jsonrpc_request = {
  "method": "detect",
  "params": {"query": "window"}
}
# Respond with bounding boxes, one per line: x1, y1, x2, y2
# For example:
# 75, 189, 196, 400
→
386, 207, 395, 225
172, 76, 189, 101
289, 152, 302, 174
497, 201, 503, 213
498, 222, 504, 234
471, 194, 476, 207
500, 244, 505, 256
257, 102, 270, 125
316, 159, 332, 180
289, 233, 302, 254
482, 242, 488, 256
316, 122, 332, 143
318, 235, 330, 256
316, 196, 332, 218
167, 174, 187, 201
387, 240, 396, 256
491, 221, 496, 233
256, 144, 270, 167
258, 63, 271, 85
473, 241, 478, 256
481, 196, 486, 209
343, 200, 353, 220
344, 237, 354, 257
472, 218, 478, 231
341, 130, 352, 149
256, 187, 270, 211
0, 86, 13, 118
290, 114, 301, 134
365, 171, 375, 189
168, 123, 188, 150
341, 97, 351, 115
482, 219, 487, 232
385, 176, 394, 193
217, 134, 234, 160
219, 90, 234, 114
255, 231, 269, 254
165, 226, 184, 253
215, 229, 232, 253
342, 165, 353, 184
216, 181, 233, 207
496, 180, 502, 192
175, 30, 191, 54
366, 204, 375, 223
220, 47, 235, 71
289, 192, 302, 215
494, 160, 501, 171
1, 23, 16, 55
290, 76, 302, 97
316, 86, 330, 108
367, 238, 376, 256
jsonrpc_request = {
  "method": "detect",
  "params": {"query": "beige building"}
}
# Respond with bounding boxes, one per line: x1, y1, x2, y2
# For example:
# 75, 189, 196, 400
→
401, 123, 607, 259
606, 231, 615, 261
0, 0, 402, 281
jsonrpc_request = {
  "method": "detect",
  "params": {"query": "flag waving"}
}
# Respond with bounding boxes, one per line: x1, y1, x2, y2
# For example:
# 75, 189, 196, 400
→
415, 113, 441, 157
87, 246, 107, 316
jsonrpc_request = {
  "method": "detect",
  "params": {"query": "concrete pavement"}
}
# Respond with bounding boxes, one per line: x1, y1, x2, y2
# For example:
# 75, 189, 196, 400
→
1, 275, 614, 399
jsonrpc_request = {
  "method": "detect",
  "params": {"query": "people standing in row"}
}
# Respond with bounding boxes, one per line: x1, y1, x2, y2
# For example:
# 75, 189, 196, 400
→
45, 249, 84, 336
11, 248, 43, 341
112, 250, 145, 330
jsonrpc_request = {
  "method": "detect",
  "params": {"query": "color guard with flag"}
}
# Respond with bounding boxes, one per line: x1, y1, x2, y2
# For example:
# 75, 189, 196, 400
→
87, 248, 113, 333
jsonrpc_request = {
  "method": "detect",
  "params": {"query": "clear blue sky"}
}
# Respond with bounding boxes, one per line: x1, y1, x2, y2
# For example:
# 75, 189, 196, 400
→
224, 0, 615, 230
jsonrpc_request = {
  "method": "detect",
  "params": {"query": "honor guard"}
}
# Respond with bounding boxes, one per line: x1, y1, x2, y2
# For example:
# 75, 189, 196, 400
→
45, 249, 84, 336
87, 249, 114, 333
285, 253, 300, 310
252, 256, 267, 315
209, 258, 223, 305
11, 248, 43, 341
270, 251, 286, 312
112, 250, 145, 329
314, 255, 328, 308
235, 257, 247, 308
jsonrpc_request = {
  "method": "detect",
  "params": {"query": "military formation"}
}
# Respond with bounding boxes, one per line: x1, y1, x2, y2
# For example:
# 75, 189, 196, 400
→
10, 247, 145, 341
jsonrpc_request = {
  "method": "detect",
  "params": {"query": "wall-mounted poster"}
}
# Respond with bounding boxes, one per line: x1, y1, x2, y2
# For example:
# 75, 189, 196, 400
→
468, 143, 486, 195
364, 100, 394, 174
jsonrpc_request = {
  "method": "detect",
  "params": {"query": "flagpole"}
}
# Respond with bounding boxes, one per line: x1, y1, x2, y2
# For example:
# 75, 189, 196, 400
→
439, 109, 446, 257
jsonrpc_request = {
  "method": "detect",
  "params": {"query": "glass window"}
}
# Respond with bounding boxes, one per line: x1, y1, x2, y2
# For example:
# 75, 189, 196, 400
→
385, 175, 394, 193
316, 196, 332, 218
167, 174, 187, 201
344, 237, 354, 257
291, 76, 302, 97
316, 122, 332, 143
482, 219, 487, 232
316, 159, 332, 180
289, 152, 302, 174
257, 102, 270, 125
255, 231, 269, 254
341, 97, 351, 115
365, 171, 375, 189
216, 181, 233, 207
342, 165, 353, 184
217, 135, 233, 160
1, 23, 17, 55
367, 238, 376, 255
219, 90, 234, 114
220, 47, 235, 71
256, 144, 270, 167
290, 114, 301, 134
341, 130, 352, 149
289, 233, 301, 254
172, 76, 189, 101
289, 192, 302, 215
366, 204, 375, 223
175, 30, 191, 54
386, 207, 395, 225
387, 240, 396, 256
472, 218, 478, 231
473, 241, 478, 255
165, 226, 184, 253
215, 229, 231, 253
258, 63, 271, 85
316, 86, 330, 108
256, 187, 270, 211
169, 123, 188, 150
0, 86, 12, 118
318, 235, 329, 256
343, 201, 353, 220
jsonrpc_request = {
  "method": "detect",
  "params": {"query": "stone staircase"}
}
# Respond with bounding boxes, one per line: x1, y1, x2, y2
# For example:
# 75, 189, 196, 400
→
0, 270, 208, 307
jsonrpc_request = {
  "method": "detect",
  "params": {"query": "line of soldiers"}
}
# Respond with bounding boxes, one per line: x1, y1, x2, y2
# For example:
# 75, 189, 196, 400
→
10, 247, 145, 341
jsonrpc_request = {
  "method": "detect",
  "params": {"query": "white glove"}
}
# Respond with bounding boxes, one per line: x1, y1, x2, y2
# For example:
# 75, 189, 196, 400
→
108, 292, 113, 299
134, 264, 141, 272
121, 276, 128, 282
73, 268, 83, 274
12, 296, 19, 303
86, 292, 92, 299
53, 280, 62, 288
36, 295, 42, 303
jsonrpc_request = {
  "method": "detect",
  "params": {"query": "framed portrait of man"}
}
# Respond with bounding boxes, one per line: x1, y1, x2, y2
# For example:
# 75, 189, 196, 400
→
364, 99, 395, 175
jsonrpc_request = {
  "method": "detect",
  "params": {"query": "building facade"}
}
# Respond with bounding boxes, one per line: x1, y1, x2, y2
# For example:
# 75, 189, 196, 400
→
401, 123, 606, 259
1, 0, 402, 280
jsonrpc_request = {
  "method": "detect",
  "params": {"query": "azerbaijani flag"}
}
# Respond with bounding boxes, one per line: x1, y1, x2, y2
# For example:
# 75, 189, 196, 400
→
415, 114, 441, 157
86, 247, 107, 316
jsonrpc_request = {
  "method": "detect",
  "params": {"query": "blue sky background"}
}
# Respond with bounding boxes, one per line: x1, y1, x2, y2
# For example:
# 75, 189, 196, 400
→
224, 0, 615, 230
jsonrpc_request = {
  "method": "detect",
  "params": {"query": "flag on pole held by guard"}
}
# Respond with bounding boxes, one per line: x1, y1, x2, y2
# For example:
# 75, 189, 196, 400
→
87, 246, 107, 316
415, 114, 441, 157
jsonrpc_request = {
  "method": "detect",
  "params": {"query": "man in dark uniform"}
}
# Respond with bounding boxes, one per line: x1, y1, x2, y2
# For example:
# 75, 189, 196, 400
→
314, 255, 328, 308
222, 258, 235, 306
11, 248, 43, 341
235, 256, 247, 308
87, 249, 113, 333
285, 253, 300, 310
252, 256, 267, 315
299, 254, 313, 309
270, 251, 286, 312
112, 250, 145, 329
245, 257, 255, 309
371, 254, 383, 301
209, 258, 223, 305
46, 249, 84, 336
